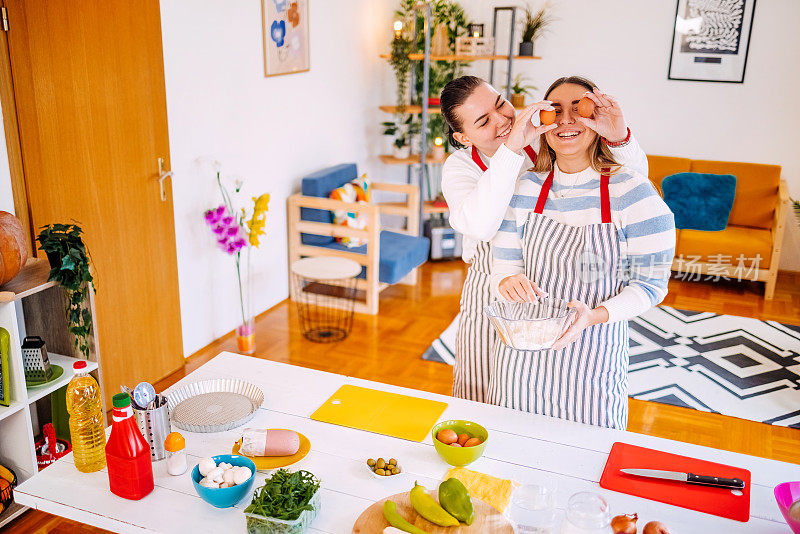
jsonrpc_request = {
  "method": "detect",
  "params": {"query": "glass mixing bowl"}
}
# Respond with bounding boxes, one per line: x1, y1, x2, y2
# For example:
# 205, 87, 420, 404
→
484, 298, 576, 351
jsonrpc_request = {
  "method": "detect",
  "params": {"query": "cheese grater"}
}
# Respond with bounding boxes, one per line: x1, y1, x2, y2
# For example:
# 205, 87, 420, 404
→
21, 336, 52, 384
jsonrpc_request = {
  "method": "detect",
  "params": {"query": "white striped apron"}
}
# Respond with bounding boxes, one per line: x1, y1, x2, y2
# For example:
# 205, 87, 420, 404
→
453, 145, 537, 402
487, 168, 630, 429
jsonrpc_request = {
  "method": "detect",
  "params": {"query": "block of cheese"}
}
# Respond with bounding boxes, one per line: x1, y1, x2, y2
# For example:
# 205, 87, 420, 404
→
240, 428, 300, 457
445, 467, 520, 513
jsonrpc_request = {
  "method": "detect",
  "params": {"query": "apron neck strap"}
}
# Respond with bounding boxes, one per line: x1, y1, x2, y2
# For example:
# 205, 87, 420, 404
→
534, 166, 613, 222
471, 144, 538, 172
523, 145, 538, 164
470, 145, 488, 171
534, 169, 555, 214
600, 167, 611, 224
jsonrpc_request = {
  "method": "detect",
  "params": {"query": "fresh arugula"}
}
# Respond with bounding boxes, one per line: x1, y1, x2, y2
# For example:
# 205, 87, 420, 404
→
245, 469, 320, 521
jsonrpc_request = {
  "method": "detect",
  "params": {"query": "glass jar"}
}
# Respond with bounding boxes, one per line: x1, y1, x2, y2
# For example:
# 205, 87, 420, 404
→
559, 492, 613, 534
164, 432, 187, 476
509, 484, 557, 533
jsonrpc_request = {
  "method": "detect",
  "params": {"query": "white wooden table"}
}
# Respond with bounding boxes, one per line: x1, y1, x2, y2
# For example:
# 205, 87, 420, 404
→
14, 352, 799, 533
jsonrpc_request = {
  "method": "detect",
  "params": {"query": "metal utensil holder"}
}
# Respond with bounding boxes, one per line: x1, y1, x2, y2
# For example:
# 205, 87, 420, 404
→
134, 400, 171, 461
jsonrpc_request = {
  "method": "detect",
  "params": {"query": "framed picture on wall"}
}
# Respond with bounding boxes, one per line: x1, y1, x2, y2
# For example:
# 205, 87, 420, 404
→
668, 0, 756, 83
261, 0, 309, 77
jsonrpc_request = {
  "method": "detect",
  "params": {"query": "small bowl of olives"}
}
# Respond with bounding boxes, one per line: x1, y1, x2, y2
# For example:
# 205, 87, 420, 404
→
366, 457, 402, 478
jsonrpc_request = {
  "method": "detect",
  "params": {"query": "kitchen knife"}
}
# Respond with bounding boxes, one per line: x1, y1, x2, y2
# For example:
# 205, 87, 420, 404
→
620, 468, 745, 489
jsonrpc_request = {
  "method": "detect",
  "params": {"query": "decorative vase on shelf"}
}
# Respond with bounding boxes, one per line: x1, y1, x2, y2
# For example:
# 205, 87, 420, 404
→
510, 93, 525, 108
393, 144, 411, 160
519, 41, 534, 56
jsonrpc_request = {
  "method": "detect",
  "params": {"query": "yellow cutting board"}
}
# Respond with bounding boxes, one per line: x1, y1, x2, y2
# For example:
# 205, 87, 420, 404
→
310, 385, 448, 442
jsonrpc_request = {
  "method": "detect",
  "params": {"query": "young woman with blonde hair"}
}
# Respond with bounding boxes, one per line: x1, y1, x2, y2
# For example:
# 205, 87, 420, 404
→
490, 75, 676, 428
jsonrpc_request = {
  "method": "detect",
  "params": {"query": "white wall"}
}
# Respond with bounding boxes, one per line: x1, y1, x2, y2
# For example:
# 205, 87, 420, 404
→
160, 0, 395, 356
0, 104, 15, 214
452, 0, 800, 270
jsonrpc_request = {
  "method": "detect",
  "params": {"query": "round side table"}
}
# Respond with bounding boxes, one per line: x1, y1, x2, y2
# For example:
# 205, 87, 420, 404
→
290, 257, 361, 343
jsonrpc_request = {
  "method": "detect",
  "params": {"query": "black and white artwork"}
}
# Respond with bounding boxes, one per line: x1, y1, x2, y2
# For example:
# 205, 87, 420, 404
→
668, 0, 756, 83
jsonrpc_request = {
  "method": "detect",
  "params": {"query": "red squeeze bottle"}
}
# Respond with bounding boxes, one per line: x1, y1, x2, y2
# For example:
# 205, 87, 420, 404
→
105, 392, 154, 500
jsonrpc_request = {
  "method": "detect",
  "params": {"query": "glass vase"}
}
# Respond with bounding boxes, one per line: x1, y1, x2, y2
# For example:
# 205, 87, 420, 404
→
235, 249, 255, 354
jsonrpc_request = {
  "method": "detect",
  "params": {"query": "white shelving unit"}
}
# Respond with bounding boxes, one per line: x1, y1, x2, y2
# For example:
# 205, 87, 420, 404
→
0, 258, 104, 528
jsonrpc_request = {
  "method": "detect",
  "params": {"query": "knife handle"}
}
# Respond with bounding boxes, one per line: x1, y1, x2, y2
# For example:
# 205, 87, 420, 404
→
687, 473, 745, 489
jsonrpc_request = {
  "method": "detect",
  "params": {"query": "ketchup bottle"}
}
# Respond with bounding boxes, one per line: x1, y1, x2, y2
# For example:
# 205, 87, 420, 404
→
105, 393, 154, 500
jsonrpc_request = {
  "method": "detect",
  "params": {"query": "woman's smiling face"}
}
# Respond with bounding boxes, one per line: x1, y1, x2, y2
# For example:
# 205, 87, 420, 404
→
452, 82, 516, 155
544, 83, 597, 159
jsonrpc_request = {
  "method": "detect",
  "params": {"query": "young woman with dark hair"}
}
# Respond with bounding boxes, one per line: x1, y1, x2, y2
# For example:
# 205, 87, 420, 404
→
440, 75, 649, 403
490, 76, 676, 429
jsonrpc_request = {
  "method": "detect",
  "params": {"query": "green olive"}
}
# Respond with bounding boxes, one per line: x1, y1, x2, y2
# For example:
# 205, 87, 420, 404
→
376, 459, 386, 470
367, 458, 376, 467
394, 466, 402, 473
391, 467, 399, 475
388, 458, 397, 466
375, 468, 385, 476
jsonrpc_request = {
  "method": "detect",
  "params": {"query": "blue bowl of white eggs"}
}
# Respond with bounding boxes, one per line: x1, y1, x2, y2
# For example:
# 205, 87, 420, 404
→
192, 454, 256, 508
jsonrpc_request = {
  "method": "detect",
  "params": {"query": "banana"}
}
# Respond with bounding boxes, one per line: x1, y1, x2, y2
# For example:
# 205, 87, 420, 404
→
409, 481, 459, 527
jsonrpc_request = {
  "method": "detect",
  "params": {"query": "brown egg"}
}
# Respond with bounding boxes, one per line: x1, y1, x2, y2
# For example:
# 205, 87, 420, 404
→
577, 97, 595, 118
436, 428, 458, 445
539, 109, 556, 125
464, 437, 482, 447
449, 443, 462, 447
457, 433, 470, 446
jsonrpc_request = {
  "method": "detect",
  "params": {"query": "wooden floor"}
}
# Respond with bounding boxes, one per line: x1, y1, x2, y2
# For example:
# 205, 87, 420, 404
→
6, 261, 800, 533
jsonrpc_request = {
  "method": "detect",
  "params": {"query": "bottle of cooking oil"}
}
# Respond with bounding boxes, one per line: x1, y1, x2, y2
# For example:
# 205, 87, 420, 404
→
66, 360, 107, 472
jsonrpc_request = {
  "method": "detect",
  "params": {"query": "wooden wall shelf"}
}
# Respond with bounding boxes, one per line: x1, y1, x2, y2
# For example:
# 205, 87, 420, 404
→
0, 258, 57, 302
380, 53, 542, 61
379, 104, 525, 114
379, 154, 447, 165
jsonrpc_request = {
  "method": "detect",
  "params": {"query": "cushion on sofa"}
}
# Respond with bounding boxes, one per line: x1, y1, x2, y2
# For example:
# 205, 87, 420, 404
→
676, 225, 772, 269
646, 155, 691, 193
310, 230, 430, 284
690, 160, 781, 229
329, 175, 371, 248
301, 163, 358, 246
662, 172, 736, 231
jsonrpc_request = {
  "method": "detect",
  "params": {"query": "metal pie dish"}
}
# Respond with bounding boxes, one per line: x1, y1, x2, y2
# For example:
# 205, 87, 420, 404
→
167, 378, 265, 433
484, 298, 576, 352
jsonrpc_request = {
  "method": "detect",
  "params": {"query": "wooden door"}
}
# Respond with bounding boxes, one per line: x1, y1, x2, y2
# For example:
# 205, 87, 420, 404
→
4, 0, 183, 405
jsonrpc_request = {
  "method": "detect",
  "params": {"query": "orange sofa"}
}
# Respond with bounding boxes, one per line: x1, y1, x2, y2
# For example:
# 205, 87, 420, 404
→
647, 155, 789, 299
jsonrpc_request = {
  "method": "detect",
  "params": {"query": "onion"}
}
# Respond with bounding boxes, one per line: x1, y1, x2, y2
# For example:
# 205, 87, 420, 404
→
789, 499, 800, 521
642, 521, 670, 534
611, 513, 638, 534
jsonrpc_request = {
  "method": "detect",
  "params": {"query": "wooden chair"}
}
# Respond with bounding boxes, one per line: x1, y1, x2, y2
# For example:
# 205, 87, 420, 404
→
287, 163, 429, 314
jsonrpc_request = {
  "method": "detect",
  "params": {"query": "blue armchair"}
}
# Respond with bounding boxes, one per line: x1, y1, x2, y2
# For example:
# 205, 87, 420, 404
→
287, 163, 430, 314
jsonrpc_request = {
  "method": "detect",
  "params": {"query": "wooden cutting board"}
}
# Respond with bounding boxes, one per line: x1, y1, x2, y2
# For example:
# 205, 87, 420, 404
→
351, 490, 514, 533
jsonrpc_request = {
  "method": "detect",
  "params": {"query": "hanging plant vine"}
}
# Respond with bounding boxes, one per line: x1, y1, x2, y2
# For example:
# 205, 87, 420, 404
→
36, 223, 95, 359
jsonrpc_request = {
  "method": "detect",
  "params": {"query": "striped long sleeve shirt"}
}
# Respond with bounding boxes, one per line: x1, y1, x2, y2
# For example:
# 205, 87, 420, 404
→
491, 165, 676, 323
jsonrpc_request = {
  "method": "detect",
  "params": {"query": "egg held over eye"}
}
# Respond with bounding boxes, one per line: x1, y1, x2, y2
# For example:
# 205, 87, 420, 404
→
539, 109, 556, 125
577, 97, 595, 118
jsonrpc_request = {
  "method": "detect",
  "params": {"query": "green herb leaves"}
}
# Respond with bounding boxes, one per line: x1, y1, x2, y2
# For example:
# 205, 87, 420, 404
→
244, 469, 320, 521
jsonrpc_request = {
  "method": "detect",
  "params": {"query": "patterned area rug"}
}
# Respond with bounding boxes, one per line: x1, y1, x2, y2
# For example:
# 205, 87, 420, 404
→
422, 306, 800, 427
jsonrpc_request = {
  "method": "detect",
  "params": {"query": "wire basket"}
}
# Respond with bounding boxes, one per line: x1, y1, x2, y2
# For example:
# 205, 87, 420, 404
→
290, 259, 359, 343
0, 464, 17, 511
22, 336, 52, 384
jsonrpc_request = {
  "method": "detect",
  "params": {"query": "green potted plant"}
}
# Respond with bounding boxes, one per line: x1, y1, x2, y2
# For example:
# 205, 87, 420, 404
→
389, 26, 413, 111
382, 115, 420, 160
35, 223, 95, 359
519, 3, 552, 57
504, 74, 537, 108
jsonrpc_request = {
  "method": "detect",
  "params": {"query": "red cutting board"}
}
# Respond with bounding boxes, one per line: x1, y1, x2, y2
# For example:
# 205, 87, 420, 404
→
600, 442, 751, 522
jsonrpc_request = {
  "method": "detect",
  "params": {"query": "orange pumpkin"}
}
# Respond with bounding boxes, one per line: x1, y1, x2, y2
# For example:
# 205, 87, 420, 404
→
0, 211, 28, 286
